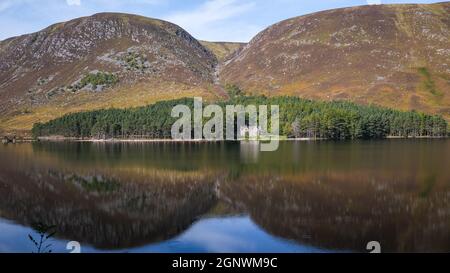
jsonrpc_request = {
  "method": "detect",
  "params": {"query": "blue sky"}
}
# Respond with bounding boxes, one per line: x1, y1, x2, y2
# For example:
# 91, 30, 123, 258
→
0, 0, 442, 42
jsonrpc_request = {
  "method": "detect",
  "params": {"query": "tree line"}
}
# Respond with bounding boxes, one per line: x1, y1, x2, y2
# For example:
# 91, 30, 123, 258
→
32, 96, 448, 140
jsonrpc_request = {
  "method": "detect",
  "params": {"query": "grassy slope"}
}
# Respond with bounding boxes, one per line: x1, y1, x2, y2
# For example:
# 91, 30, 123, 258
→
0, 40, 245, 136
200, 41, 245, 62
0, 82, 219, 136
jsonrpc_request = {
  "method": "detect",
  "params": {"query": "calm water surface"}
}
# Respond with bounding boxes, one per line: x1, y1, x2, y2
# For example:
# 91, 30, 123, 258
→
0, 140, 449, 253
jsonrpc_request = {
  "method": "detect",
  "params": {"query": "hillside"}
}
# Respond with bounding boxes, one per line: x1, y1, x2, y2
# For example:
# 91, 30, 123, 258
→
199, 41, 246, 62
0, 13, 222, 135
1, 3, 450, 136
220, 2, 450, 120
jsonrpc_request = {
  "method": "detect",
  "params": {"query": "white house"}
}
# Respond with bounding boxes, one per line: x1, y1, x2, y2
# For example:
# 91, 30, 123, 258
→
239, 126, 259, 139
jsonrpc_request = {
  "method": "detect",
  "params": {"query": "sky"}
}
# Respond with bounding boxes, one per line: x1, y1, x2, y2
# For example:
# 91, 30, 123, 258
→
0, 0, 442, 42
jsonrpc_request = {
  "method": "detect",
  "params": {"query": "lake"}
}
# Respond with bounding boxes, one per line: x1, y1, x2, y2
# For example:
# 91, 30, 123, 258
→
0, 139, 449, 253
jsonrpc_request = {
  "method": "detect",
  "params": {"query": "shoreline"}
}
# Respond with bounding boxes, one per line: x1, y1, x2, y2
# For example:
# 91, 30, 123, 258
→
23, 135, 449, 143
3, 135, 448, 144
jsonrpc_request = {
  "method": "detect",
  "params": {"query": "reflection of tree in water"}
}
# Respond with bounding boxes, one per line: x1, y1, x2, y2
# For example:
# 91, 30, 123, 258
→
28, 223, 56, 253
1, 142, 450, 252
2, 166, 450, 252
0, 167, 218, 249
219, 172, 450, 252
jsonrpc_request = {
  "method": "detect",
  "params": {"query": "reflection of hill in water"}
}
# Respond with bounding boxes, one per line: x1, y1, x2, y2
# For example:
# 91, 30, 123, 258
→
30, 141, 242, 173
0, 157, 218, 249
0, 142, 449, 252
220, 173, 450, 252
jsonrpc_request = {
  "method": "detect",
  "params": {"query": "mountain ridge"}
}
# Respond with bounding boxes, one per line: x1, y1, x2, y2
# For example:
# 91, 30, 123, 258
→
0, 12, 224, 135
1, 3, 449, 136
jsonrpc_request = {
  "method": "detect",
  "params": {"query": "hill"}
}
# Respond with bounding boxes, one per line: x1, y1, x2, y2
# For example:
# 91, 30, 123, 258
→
1, 3, 450, 136
220, 2, 450, 120
0, 13, 221, 135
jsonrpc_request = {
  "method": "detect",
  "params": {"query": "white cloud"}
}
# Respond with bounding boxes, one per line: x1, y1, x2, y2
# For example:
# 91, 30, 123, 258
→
66, 0, 81, 6
166, 0, 254, 27
164, 0, 256, 42
137, 0, 163, 4
367, 0, 382, 5
0, 1, 13, 12
0, 0, 29, 12
199, 23, 261, 42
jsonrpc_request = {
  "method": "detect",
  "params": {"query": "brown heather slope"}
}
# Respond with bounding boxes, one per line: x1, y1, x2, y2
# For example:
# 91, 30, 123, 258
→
0, 13, 222, 135
200, 41, 246, 62
220, 2, 450, 119
1, 3, 450, 136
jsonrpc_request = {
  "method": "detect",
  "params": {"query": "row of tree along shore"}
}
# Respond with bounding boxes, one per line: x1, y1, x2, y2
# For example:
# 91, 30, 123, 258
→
31, 96, 448, 141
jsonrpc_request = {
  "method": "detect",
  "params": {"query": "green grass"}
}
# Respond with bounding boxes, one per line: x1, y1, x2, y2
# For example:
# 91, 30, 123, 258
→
72, 72, 119, 91
123, 52, 148, 71
418, 67, 441, 97
224, 84, 243, 98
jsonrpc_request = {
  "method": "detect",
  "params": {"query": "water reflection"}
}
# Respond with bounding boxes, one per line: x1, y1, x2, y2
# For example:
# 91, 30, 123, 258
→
0, 140, 449, 252
240, 141, 260, 164
0, 216, 333, 253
